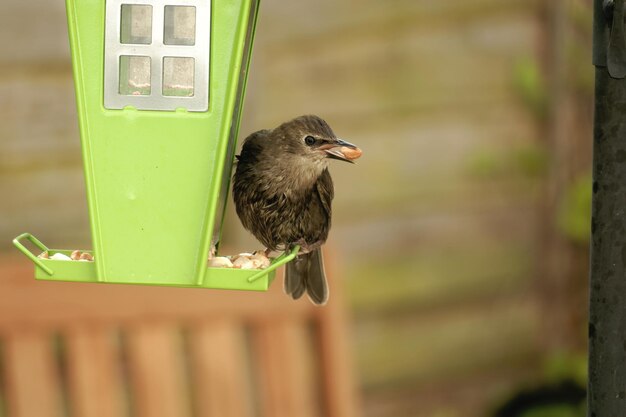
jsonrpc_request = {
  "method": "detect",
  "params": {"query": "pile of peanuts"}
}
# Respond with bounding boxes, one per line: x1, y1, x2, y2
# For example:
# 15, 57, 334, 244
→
208, 252, 270, 270
38, 250, 94, 262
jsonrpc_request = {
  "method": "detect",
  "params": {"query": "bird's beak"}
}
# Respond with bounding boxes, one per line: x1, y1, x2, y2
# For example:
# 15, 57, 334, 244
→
320, 138, 362, 163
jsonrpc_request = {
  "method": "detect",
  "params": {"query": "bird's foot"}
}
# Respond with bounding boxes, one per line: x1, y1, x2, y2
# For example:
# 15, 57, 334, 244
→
290, 240, 323, 255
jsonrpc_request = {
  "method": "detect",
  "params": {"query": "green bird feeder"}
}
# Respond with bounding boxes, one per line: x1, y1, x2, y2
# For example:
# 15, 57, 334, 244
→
13, 0, 298, 290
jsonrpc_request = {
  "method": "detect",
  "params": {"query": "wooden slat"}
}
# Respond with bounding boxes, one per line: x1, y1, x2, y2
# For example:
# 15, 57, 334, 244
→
125, 323, 190, 417
315, 250, 360, 417
65, 327, 125, 417
188, 321, 252, 417
3, 332, 62, 417
0, 255, 315, 331
252, 319, 319, 417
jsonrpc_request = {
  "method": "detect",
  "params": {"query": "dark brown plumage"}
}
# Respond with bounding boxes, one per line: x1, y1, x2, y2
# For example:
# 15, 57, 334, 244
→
232, 115, 359, 305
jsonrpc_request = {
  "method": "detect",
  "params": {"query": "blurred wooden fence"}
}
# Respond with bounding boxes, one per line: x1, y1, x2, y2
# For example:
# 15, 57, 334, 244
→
242, 1, 592, 416
0, 1, 593, 417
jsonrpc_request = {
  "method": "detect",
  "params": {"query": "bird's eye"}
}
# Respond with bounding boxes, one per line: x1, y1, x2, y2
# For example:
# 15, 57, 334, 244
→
304, 136, 316, 146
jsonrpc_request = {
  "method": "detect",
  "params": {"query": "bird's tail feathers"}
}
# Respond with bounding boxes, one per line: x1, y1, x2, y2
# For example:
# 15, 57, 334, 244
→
284, 248, 328, 305
284, 255, 307, 300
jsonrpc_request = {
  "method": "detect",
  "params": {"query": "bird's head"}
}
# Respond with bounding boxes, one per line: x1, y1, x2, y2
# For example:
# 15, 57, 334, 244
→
272, 115, 361, 167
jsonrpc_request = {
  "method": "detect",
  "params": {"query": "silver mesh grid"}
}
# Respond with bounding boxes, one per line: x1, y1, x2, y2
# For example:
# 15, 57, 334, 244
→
104, 0, 211, 111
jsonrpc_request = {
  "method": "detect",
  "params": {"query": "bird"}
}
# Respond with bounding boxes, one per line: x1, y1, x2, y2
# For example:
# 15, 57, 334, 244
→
232, 115, 361, 305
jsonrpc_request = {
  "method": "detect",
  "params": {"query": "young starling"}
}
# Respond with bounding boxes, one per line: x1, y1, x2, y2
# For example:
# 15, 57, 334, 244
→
233, 115, 361, 305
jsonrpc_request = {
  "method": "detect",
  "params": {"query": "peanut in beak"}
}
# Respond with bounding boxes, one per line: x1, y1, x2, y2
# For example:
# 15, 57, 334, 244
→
340, 146, 362, 161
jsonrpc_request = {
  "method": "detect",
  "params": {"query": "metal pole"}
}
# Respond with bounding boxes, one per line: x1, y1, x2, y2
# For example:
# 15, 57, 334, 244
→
588, 1, 626, 415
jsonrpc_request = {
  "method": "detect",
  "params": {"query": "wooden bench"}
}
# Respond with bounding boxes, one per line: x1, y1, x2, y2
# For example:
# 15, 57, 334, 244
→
0, 252, 358, 417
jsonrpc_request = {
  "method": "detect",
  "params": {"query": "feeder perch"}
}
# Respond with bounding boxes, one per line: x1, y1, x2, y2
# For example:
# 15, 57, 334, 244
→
13, 0, 297, 290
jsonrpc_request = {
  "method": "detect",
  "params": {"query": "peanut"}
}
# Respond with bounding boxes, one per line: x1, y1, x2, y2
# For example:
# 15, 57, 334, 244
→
233, 256, 255, 270
79, 252, 94, 261
341, 146, 362, 160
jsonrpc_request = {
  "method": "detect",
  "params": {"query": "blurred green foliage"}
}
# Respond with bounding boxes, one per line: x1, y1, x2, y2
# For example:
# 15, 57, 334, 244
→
513, 56, 548, 119
544, 351, 588, 388
557, 173, 592, 244
520, 404, 585, 417
514, 144, 550, 178
467, 150, 500, 178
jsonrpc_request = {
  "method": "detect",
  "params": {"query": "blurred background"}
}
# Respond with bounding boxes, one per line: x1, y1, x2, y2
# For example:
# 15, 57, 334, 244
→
0, 0, 593, 416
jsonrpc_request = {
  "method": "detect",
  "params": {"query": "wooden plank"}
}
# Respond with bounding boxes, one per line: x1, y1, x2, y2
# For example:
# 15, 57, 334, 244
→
0, 255, 315, 331
2, 332, 62, 417
252, 319, 319, 417
314, 250, 360, 417
125, 323, 190, 417
65, 327, 125, 417
188, 321, 252, 417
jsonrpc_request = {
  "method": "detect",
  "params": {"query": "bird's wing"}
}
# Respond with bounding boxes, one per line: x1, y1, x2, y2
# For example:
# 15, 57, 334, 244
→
237, 129, 270, 162
315, 168, 334, 219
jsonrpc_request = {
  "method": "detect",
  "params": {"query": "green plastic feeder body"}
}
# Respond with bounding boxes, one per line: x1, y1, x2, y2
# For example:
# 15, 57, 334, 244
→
13, 0, 299, 290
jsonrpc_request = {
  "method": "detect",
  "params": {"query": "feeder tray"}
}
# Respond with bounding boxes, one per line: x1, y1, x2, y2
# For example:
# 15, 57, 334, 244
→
14, 234, 298, 291
13, 0, 294, 291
